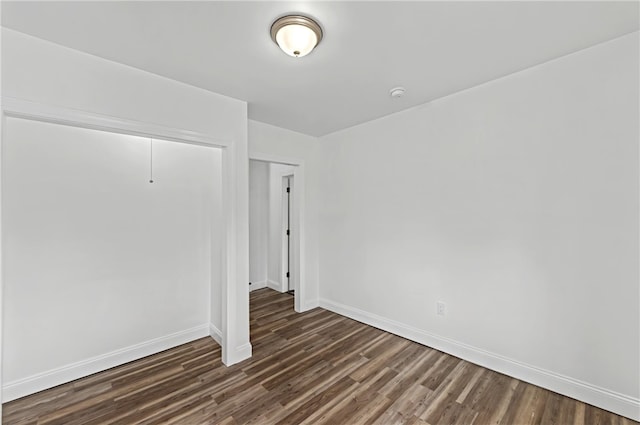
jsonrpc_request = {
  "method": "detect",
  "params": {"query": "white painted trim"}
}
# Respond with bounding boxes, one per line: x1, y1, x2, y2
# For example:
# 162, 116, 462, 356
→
267, 280, 282, 292
249, 281, 267, 291
228, 343, 253, 366
319, 298, 640, 421
291, 164, 306, 312
209, 323, 223, 346
0, 44, 5, 416
2, 96, 230, 148
2, 324, 209, 403
220, 145, 236, 366
220, 139, 251, 367
249, 151, 307, 313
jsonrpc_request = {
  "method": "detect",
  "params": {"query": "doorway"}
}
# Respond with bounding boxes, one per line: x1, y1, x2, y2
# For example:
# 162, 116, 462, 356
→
248, 158, 302, 311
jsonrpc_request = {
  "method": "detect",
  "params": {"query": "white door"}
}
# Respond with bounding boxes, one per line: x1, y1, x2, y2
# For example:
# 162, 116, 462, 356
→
284, 175, 293, 293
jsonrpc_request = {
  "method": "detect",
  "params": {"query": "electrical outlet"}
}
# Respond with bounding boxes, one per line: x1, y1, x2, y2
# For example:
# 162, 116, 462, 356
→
437, 301, 446, 316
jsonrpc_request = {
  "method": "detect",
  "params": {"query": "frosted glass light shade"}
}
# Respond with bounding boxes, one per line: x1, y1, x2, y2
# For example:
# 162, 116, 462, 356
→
271, 15, 323, 58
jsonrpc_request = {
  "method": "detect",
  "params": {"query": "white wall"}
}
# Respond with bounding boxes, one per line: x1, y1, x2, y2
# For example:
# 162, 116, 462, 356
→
267, 163, 295, 291
249, 120, 321, 310
2, 118, 220, 398
318, 32, 639, 420
1, 29, 246, 142
249, 160, 269, 289
1, 28, 251, 395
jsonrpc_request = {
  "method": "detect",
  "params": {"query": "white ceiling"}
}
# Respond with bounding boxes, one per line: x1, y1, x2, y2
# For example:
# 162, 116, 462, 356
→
2, 1, 638, 137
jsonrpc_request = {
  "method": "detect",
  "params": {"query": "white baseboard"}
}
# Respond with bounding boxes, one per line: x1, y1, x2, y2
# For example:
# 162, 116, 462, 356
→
209, 323, 223, 346
2, 324, 210, 403
235, 342, 253, 361
249, 280, 267, 291
319, 298, 640, 422
302, 299, 319, 312
222, 342, 252, 366
267, 280, 282, 292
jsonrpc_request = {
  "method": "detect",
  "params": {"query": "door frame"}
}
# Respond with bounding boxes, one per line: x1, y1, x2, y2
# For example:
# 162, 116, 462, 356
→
248, 152, 306, 313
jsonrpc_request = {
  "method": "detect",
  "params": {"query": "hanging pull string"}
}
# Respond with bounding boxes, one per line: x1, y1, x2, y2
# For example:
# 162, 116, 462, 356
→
149, 138, 154, 183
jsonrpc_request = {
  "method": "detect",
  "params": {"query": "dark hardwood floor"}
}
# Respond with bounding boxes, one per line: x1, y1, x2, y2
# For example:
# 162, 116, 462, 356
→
3, 288, 637, 424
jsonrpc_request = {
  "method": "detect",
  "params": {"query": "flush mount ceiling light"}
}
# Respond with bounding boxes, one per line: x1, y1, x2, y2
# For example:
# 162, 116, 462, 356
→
270, 15, 323, 58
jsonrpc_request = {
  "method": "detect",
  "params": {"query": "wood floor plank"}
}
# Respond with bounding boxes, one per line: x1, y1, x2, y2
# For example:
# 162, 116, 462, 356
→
275, 375, 355, 425
419, 360, 471, 423
2, 288, 636, 425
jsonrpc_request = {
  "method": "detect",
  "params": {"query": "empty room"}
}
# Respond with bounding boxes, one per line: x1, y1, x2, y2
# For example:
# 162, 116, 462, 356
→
0, 1, 638, 424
